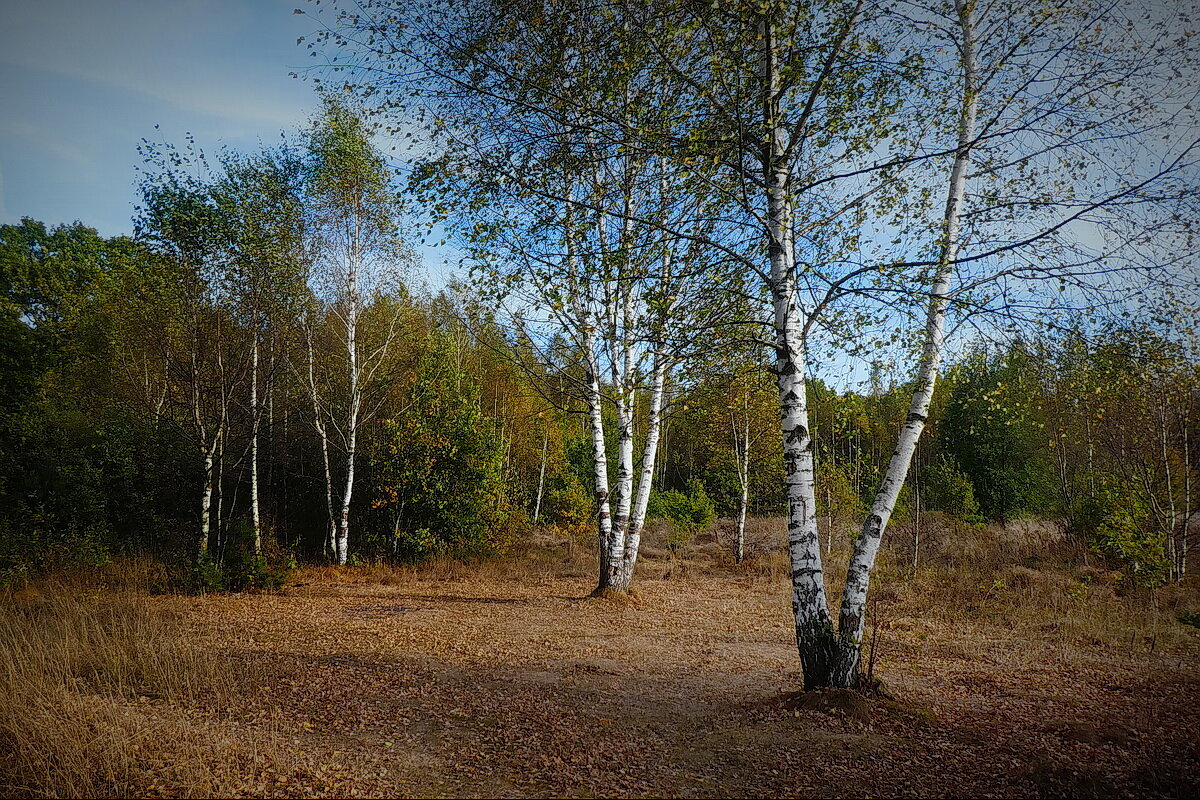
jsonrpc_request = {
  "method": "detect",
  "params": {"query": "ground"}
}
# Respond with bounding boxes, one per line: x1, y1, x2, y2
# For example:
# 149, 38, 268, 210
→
4, 521, 1200, 798
159, 567, 1199, 798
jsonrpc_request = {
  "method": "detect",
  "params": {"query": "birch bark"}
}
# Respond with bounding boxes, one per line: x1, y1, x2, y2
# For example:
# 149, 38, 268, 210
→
533, 432, 549, 525
305, 316, 337, 559
250, 336, 262, 555
335, 217, 361, 566
621, 350, 668, 587
734, 409, 750, 564
760, 13, 836, 688
198, 432, 219, 558
832, 0, 979, 686
584, 325, 616, 589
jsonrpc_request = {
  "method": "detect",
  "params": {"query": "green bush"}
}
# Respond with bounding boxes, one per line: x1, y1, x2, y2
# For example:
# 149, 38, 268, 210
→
190, 555, 226, 593
921, 455, 980, 519
369, 334, 515, 561
1074, 478, 1167, 586
940, 350, 1056, 521
648, 479, 716, 552
189, 519, 292, 593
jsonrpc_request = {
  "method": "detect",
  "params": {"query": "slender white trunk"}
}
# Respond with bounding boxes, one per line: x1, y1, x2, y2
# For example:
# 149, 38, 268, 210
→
306, 317, 337, 559
199, 432, 219, 559
620, 351, 669, 588
533, 432, 549, 525
337, 215, 362, 566
834, 0, 979, 686
603, 393, 635, 589
734, 410, 750, 564
1159, 395, 1178, 580
584, 333, 616, 590
251, 336, 262, 556
1183, 417, 1191, 577
759, 15, 833, 688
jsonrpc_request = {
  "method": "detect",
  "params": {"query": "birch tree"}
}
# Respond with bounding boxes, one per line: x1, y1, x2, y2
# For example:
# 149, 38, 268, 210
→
306, 97, 411, 565
215, 148, 308, 555
375, 1, 748, 594
136, 146, 252, 561
316, 0, 1200, 686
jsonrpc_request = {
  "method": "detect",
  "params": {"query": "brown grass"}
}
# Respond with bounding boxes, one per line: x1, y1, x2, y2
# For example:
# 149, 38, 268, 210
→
2, 519, 1198, 797
0, 576, 299, 798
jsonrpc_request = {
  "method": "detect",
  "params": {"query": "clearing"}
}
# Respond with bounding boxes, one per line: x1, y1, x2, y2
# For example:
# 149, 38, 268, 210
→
4, 524, 1199, 798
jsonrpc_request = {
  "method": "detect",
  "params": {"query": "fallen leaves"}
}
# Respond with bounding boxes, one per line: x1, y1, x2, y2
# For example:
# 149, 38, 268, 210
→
75, 569, 1200, 797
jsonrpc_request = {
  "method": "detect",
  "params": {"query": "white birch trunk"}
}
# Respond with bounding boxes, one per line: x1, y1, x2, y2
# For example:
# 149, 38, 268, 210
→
336, 221, 361, 567
1159, 396, 1178, 581
584, 332, 616, 591
533, 432, 549, 525
306, 317, 337, 560
199, 433, 218, 559
734, 410, 750, 564
250, 336, 262, 556
760, 16, 834, 689
603, 393, 635, 589
833, 0, 979, 687
1183, 420, 1191, 577
619, 351, 669, 589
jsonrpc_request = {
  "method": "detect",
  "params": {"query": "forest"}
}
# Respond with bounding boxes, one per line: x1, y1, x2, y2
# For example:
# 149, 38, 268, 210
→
2, 0, 1199, 797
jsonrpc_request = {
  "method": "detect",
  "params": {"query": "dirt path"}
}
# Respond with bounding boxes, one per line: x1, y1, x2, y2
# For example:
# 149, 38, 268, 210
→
158, 573, 1200, 798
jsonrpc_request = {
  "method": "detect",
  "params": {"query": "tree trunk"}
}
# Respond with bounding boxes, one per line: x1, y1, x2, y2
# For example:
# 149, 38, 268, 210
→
621, 351, 669, 588
336, 216, 362, 566
198, 433, 218, 559
833, 0, 979, 687
759, 13, 837, 689
585, 339, 616, 593
251, 336, 262, 556
533, 431, 549, 525
306, 316, 337, 560
735, 412, 750, 564
603, 393, 636, 591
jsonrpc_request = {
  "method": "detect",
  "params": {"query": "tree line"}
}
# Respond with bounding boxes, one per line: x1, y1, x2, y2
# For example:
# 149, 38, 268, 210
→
2, 196, 1194, 585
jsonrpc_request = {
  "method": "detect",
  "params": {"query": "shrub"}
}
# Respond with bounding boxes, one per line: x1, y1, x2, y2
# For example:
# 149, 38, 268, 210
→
188, 520, 292, 593
369, 334, 515, 561
648, 479, 716, 552
940, 350, 1057, 521
921, 455, 981, 520
1074, 478, 1167, 586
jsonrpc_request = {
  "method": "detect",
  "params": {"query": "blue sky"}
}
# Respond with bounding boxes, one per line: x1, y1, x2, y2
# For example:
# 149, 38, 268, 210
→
0, 0, 319, 235
0, 0, 457, 284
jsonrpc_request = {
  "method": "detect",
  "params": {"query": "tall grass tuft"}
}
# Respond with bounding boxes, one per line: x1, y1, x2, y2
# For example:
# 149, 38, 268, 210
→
0, 582, 279, 798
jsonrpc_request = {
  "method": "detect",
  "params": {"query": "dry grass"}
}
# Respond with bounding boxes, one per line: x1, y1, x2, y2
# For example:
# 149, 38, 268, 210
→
0, 577, 297, 799
2, 520, 1198, 798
